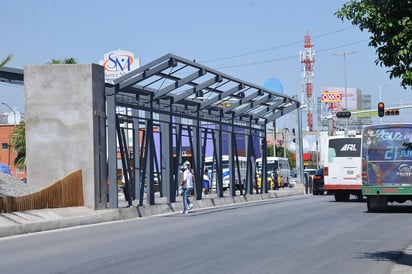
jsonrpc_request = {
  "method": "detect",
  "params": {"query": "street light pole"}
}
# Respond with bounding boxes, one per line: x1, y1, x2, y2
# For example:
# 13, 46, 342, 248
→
273, 120, 276, 157
1, 102, 17, 177
333, 51, 356, 136
297, 105, 305, 185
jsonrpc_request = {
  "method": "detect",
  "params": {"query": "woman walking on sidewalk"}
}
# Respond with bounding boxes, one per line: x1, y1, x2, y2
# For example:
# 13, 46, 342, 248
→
181, 162, 194, 214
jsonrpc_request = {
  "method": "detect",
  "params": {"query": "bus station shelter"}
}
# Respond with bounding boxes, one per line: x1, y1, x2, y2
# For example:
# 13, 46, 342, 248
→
105, 53, 302, 207
0, 54, 303, 209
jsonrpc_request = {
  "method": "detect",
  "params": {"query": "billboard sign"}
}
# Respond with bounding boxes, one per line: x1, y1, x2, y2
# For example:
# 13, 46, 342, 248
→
321, 86, 358, 119
99, 49, 140, 82
321, 91, 342, 103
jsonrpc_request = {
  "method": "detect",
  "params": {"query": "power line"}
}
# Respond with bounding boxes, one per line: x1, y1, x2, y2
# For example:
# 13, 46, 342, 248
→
200, 26, 356, 64
317, 39, 369, 54
214, 39, 369, 70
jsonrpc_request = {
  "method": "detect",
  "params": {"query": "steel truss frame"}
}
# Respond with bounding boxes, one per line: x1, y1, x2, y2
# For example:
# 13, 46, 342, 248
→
106, 54, 300, 207
0, 56, 301, 208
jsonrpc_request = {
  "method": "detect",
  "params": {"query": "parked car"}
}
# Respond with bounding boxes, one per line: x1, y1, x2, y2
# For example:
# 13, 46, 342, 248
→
312, 167, 324, 195
290, 172, 299, 185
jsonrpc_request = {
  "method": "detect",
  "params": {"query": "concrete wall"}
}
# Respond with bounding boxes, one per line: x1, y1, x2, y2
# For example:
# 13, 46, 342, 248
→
24, 64, 107, 209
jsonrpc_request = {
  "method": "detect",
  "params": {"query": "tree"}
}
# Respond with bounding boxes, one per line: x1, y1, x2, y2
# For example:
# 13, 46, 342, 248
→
273, 146, 296, 169
0, 54, 13, 67
48, 58, 77, 64
335, 0, 412, 89
11, 123, 25, 168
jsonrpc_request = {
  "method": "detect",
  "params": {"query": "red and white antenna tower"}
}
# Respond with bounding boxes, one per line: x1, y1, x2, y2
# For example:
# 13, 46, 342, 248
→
299, 32, 315, 131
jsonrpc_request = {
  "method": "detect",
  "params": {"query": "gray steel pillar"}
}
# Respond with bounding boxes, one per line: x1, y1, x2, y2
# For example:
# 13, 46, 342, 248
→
106, 86, 118, 208
261, 125, 268, 193
160, 113, 174, 203
132, 109, 141, 202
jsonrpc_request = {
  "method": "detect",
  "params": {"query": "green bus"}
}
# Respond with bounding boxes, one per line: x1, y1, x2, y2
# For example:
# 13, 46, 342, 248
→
362, 124, 412, 211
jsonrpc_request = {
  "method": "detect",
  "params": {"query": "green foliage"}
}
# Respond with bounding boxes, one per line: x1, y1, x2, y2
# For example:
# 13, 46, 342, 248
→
49, 57, 77, 64
271, 146, 296, 169
0, 54, 13, 67
267, 145, 274, 157
11, 123, 26, 169
335, 0, 412, 89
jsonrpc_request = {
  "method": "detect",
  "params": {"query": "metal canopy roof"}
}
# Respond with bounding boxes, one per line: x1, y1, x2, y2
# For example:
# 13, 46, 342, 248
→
109, 53, 300, 130
0, 67, 24, 85
0, 55, 301, 130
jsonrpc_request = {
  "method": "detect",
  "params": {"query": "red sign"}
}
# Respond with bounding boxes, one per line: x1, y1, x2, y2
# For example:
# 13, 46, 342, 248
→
321, 92, 342, 103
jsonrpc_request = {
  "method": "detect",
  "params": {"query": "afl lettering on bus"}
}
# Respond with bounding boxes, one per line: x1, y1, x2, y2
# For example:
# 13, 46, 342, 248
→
321, 92, 342, 103
340, 144, 357, 152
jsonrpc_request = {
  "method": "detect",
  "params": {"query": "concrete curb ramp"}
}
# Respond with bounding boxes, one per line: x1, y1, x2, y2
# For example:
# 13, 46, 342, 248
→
0, 187, 304, 238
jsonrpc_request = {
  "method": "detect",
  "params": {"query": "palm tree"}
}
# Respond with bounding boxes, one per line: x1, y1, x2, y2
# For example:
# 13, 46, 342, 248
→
0, 54, 13, 67
11, 123, 25, 168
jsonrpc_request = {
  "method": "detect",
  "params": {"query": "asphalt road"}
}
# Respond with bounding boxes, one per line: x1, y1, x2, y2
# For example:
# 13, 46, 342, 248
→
1, 195, 412, 274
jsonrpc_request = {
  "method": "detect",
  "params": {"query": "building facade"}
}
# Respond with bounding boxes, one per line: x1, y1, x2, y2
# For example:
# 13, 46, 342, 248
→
0, 123, 26, 179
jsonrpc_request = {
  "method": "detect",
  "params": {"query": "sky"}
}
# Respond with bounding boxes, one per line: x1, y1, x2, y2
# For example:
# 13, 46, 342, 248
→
1, 0, 411, 131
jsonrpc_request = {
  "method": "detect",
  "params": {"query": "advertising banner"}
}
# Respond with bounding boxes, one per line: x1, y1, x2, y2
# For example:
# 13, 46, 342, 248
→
320, 86, 358, 119
99, 49, 140, 82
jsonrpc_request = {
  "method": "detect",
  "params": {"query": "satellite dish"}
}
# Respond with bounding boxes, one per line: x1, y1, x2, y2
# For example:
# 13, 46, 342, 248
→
264, 78, 283, 93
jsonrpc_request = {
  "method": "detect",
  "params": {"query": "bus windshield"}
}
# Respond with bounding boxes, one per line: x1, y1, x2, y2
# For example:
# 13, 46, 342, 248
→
256, 162, 279, 173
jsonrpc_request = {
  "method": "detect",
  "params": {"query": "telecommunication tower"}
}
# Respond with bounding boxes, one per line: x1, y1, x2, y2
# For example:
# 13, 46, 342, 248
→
299, 32, 315, 131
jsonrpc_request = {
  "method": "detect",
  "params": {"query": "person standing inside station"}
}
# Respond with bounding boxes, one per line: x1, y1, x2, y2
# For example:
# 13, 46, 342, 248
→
203, 169, 210, 195
273, 169, 279, 190
181, 161, 194, 214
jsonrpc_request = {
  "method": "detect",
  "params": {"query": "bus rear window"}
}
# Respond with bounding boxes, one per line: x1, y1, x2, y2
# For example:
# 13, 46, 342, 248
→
328, 138, 361, 158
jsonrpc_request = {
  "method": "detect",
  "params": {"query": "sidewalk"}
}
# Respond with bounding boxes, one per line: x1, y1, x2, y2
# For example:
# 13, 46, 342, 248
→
0, 184, 411, 274
0, 185, 304, 238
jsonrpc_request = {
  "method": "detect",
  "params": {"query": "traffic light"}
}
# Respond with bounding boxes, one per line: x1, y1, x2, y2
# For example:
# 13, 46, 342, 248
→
336, 111, 351, 118
385, 109, 400, 116
378, 102, 385, 117
292, 128, 296, 143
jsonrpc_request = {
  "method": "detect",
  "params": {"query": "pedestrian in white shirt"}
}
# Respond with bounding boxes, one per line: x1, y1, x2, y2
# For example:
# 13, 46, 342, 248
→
181, 162, 194, 214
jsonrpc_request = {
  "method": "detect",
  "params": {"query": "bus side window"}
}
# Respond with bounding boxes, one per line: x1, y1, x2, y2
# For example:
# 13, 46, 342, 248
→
328, 148, 336, 163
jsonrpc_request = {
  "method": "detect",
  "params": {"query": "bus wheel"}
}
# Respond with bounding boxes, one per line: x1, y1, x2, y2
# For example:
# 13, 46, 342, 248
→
334, 193, 349, 201
367, 196, 388, 212
334, 193, 344, 201
342, 193, 350, 201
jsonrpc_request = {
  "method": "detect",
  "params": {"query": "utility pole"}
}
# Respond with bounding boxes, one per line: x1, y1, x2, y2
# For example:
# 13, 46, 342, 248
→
333, 51, 356, 136
273, 120, 276, 157
283, 128, 288, 158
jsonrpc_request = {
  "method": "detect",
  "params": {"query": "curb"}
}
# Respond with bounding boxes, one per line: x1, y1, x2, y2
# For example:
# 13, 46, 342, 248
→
0, 186, 305, 238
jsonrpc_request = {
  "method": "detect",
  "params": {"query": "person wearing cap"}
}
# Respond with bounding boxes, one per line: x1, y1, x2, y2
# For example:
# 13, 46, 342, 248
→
181, 162, 194, 214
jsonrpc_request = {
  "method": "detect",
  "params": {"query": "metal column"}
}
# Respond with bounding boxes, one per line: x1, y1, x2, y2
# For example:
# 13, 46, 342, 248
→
106, 86, 118, 208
